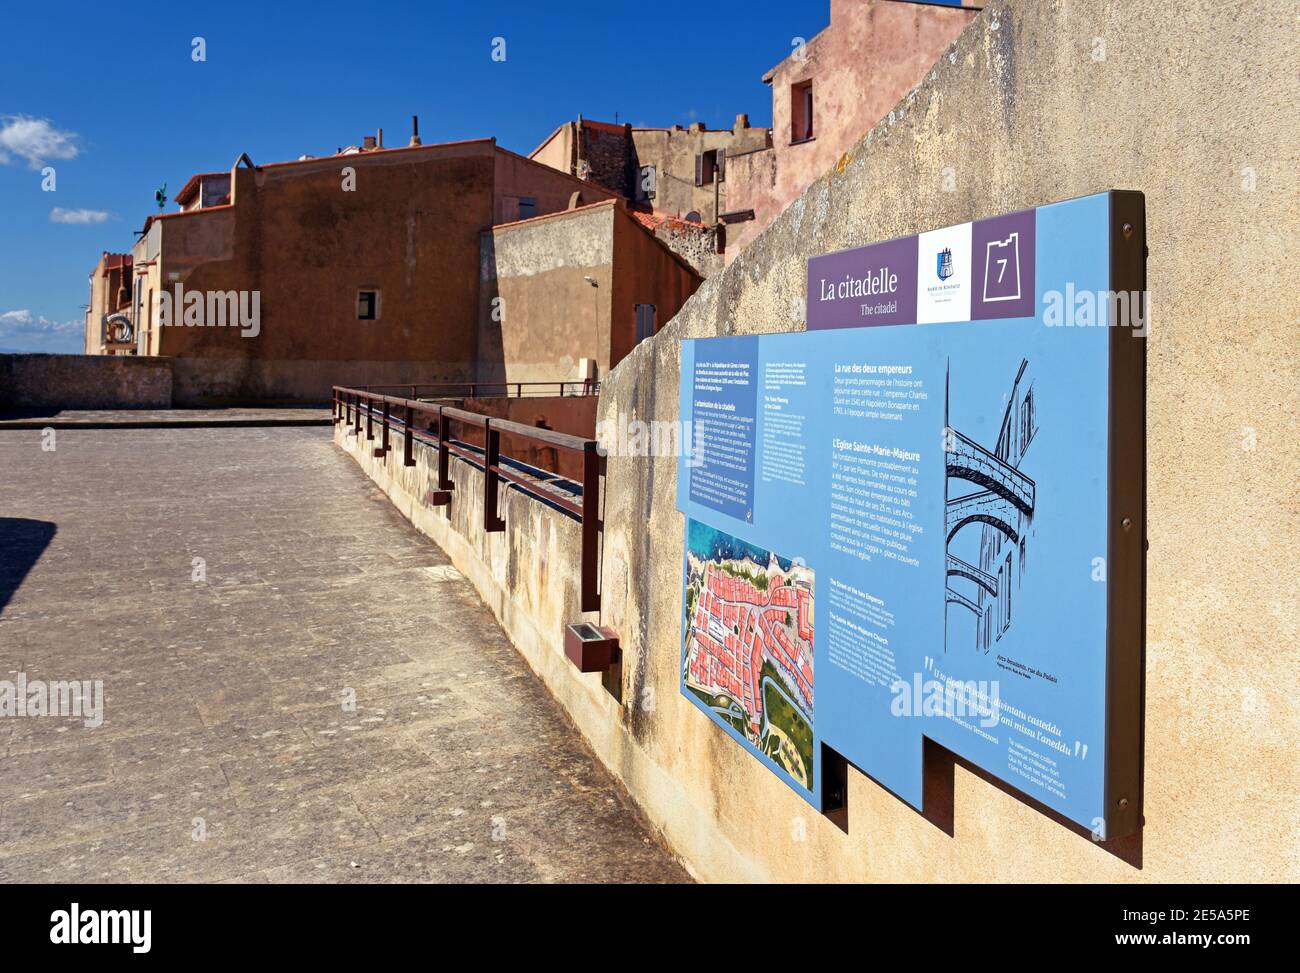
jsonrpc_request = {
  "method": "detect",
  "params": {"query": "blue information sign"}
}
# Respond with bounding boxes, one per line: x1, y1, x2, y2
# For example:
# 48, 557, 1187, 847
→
677, 192, 1146, 840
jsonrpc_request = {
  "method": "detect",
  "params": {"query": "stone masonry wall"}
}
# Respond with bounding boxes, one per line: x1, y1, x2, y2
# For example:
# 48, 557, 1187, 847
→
593, 0, 1298, 882
0, 354, 173, 411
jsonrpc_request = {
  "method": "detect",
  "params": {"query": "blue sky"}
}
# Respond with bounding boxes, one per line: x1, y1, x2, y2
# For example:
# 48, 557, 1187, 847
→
0, 0, 829, 353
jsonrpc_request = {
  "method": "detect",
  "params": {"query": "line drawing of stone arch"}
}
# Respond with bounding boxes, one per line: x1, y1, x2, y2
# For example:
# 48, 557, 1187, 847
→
943, 359, 1037, 653
946, 553, 998, 597
946, 510, 1020, 546
945, 587, 981, 615
945, 490, 1022, 545
945, 428, 1035, 515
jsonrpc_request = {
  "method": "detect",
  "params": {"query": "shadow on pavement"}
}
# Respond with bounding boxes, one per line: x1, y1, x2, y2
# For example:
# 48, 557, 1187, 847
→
0, 408, 63, 421
0, 518, 57, 614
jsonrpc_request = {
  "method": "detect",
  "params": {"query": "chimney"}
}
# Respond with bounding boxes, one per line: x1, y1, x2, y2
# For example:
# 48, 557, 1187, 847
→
410, 115, 421, 146
734, 113, 750, 130
377, 128, 384, 148
362, 135, 376, 150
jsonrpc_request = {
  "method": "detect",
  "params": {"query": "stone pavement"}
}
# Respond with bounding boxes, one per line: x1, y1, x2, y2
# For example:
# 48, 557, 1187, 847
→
0, 425, 689, 883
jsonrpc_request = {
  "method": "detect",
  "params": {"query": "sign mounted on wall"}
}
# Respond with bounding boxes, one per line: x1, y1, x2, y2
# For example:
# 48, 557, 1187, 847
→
676, 191, 1146, 846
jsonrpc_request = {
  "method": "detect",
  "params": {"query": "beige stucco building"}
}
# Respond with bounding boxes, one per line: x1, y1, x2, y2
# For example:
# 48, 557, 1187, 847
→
478, 198, 701, 386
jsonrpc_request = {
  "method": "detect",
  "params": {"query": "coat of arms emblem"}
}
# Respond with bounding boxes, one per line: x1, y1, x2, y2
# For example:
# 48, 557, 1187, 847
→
937, 246, 954, 281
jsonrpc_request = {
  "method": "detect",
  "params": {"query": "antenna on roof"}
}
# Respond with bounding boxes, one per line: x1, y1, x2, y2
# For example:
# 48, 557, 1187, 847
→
154, 183, 167, 211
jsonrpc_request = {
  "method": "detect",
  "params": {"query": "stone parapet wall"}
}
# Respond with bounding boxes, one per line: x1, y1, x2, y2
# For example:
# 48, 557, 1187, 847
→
0, 354, 172, 411
591, 0, 1298, 882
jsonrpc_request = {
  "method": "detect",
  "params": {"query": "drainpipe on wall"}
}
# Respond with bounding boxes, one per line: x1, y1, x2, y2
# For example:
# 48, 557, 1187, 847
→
583, 275, 601, 377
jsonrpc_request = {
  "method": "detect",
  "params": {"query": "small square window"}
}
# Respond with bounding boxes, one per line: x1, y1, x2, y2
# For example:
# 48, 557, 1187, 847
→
357, 290, 379, 321
518, 197, 537, 220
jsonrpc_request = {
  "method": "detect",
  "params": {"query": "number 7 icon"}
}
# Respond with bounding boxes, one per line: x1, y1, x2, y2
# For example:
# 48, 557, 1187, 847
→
982, 232, 1022, 303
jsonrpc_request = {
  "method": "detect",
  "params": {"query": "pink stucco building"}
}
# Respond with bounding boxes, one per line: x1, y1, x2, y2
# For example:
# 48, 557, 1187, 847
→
724, 0, 978, 261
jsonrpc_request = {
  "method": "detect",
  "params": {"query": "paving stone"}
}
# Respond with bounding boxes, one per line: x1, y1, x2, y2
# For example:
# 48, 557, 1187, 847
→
259, 817, 542, 884
0, 426, 687, 882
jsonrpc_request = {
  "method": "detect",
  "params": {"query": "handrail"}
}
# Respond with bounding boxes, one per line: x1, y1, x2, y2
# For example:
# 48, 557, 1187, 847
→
332, 385, 603, 613
357, 381, 599, 400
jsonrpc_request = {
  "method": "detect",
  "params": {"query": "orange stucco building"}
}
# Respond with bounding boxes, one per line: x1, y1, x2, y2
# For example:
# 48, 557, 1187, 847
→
103, 132, 698, 403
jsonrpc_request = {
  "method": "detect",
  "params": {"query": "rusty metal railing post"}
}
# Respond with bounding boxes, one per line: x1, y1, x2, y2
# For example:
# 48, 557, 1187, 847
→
365, 395, 374, 441
437, 407, 452, 491
580, 441, 602, 613
424, 404, 454, 507
377, 399, 390, 456
403, 404, 415, 467
353, 393, 362, 434
483, 419, 505, 532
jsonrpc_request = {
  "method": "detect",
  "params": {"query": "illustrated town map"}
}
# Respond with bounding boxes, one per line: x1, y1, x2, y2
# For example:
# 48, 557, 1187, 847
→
682, 521, 815, 790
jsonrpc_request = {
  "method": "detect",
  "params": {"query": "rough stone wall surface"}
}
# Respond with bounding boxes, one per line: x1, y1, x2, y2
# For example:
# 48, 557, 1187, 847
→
171, 357, 468, 406
593, 0, 1298, 882
580, 124, 632, 197
655, 224, 722, 278
0, 354, 173, 411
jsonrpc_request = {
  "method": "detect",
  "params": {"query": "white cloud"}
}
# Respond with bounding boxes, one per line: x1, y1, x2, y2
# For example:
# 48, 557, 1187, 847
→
49, 207, 111, 224
0, 309, 80, 335
0, 310, 81, 353
0, 115, 81, 168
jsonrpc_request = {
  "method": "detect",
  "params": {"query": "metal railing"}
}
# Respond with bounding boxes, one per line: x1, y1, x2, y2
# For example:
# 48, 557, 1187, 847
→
332, 385, 603, 613
357, 380, 598, 400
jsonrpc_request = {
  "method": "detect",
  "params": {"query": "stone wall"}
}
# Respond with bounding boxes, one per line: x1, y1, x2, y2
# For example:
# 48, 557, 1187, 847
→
652, 220, 722, 278
579, 122, 632, 196
171, 357, 468, 406
592, 0, 1298, 882
0, 354, 172, 411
